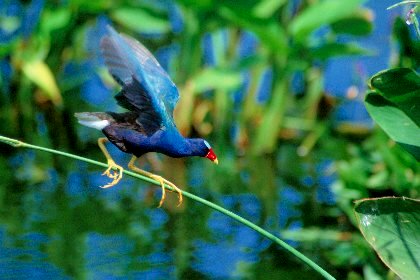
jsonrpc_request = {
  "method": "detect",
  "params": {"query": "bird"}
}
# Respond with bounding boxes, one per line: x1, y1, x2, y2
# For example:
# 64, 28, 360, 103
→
75, 25, 218, 207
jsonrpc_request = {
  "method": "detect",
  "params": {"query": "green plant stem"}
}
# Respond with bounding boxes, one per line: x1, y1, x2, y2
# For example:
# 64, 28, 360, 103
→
387, 1, 420, 10
0, 135, 336, 280
412, 7, 420, 38
387, 2, 420, 38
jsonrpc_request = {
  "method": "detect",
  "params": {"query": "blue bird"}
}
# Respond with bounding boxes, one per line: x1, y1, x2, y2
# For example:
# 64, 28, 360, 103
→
75, 26, 218, 207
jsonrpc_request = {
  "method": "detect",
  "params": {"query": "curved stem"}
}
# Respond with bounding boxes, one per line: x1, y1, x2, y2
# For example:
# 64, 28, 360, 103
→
0, 135, 335, 280
387, 1, 420, 10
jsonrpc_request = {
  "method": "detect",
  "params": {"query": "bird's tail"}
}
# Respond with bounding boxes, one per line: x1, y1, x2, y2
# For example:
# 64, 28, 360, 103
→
74, 112, 114, 130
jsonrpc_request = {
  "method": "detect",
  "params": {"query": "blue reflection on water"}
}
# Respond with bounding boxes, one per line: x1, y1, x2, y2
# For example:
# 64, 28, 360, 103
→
0, 59, 13, 94
85, 233, 134, 278
316, 160, 336, 205
0, 228, 68, 279
193, 238, 259, 278
145, 208, 169, 229
130, 266, 173, 279
192, 194, 269, 278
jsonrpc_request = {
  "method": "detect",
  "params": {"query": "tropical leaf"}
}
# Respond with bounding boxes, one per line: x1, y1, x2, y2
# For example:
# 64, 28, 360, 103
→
354, 197, 420, 280
365, 68, 420, 161
290, 0, 366, 41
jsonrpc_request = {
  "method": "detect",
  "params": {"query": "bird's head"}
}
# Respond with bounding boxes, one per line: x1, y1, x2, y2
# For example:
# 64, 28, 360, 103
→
203, 140, 218, 165
189, 139, 218, 164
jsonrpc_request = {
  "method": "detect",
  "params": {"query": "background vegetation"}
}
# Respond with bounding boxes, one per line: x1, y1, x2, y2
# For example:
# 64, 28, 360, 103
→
0, 0, 418, 279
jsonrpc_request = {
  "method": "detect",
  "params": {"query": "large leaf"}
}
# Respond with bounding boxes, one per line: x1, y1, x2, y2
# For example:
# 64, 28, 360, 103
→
252, 0, 286, 19
311, 42, 370, 60
354, 197, 420, 280
365, 68, 420, 161
22, 60, 62, 106
219, 7, 287, 54
289, 0, 366, 41
111, 8, 170, 34
331, 10, 373, 36
192, 67, 242, 92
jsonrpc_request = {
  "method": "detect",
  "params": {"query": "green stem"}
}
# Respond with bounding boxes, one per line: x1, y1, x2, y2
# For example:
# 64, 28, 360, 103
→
387, 1, 420, 10
0, 135, 335, 280
412, 6, 420, 38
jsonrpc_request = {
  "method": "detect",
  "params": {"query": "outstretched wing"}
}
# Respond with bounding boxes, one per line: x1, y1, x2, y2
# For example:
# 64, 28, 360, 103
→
100, 25, 179, 134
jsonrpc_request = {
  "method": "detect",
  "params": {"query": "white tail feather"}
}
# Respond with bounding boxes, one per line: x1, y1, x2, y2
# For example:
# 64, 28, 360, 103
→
75, 112, 111, 130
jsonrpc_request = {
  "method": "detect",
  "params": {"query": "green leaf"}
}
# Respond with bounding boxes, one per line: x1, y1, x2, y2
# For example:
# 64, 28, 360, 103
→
111, 8, 170, 34
219, 7, 287, 54
354, 197, 420, 280
252, 78, 288, 154
70, 0, 111, 12
290, 0, 366, 41
192, 68, 242, 92
22, 60, 62, 106
311, 43, 370, 60
365, 68, 420, 161
369, 68, 420, 126
331, 11, 373, 36
40, 9, 71, 35
252, 0, 286, 19
281, 228, 351, 242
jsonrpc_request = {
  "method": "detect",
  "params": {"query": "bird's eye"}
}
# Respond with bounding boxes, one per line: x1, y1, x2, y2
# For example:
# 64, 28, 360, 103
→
204, 140, 211, 149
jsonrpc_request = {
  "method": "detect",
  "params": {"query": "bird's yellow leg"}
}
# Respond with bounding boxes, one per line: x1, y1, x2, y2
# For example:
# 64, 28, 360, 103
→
128, 156, 183, 207
97, 138, 124, 188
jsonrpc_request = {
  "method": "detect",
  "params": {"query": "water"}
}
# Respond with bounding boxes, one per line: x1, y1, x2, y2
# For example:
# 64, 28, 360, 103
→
0, 143, 337, 279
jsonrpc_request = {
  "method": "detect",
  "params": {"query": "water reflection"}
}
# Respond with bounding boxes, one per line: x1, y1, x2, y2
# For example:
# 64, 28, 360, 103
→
0, 145, 337, 279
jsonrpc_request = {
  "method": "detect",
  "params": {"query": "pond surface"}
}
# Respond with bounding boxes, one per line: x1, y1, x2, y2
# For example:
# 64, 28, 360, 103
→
0, 143, 340, 279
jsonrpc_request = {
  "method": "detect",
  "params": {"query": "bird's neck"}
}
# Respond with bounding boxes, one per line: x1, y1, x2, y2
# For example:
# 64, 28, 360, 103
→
183, 138, 207, 157
153, 130, 203, 158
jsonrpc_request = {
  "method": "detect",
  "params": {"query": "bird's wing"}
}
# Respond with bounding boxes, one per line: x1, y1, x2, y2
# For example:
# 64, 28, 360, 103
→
100, 25, 179, 134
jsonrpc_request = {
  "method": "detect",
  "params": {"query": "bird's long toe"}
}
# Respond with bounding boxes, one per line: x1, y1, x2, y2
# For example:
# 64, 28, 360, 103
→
150, 175, 183, 207
149, 175, 167, 207
165, 180, 183, 207
100, 160, 123, 188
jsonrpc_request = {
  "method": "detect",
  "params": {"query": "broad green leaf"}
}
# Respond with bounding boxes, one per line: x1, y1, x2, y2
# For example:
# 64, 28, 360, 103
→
354, 197, 420, 280
281, 228, 352, 242
70, 0, 111, 12
111, 8, 170, 34
369, 68, 420, 126
192, 68, 242, 92
252, 78, 288, 154
219, 7, 287, 54
252, 0, 286, 19
365, 68, 420, 161
392, 18, 420, 66
331, 10, 373, 36
290, 0, 366, 41
311, 43, 370, 60
22, 60, 62, 106
40, 9, 71, 35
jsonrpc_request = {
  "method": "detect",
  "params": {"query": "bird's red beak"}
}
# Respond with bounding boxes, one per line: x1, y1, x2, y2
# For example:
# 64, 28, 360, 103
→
205, 148, 218, 165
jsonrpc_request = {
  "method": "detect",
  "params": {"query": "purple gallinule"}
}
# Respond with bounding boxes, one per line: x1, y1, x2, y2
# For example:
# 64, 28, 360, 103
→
75, 26, 218, 207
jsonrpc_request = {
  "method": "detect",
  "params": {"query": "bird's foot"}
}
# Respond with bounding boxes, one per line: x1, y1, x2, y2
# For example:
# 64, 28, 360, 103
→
100, 159, 124, 188
150, 174, 183, 207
